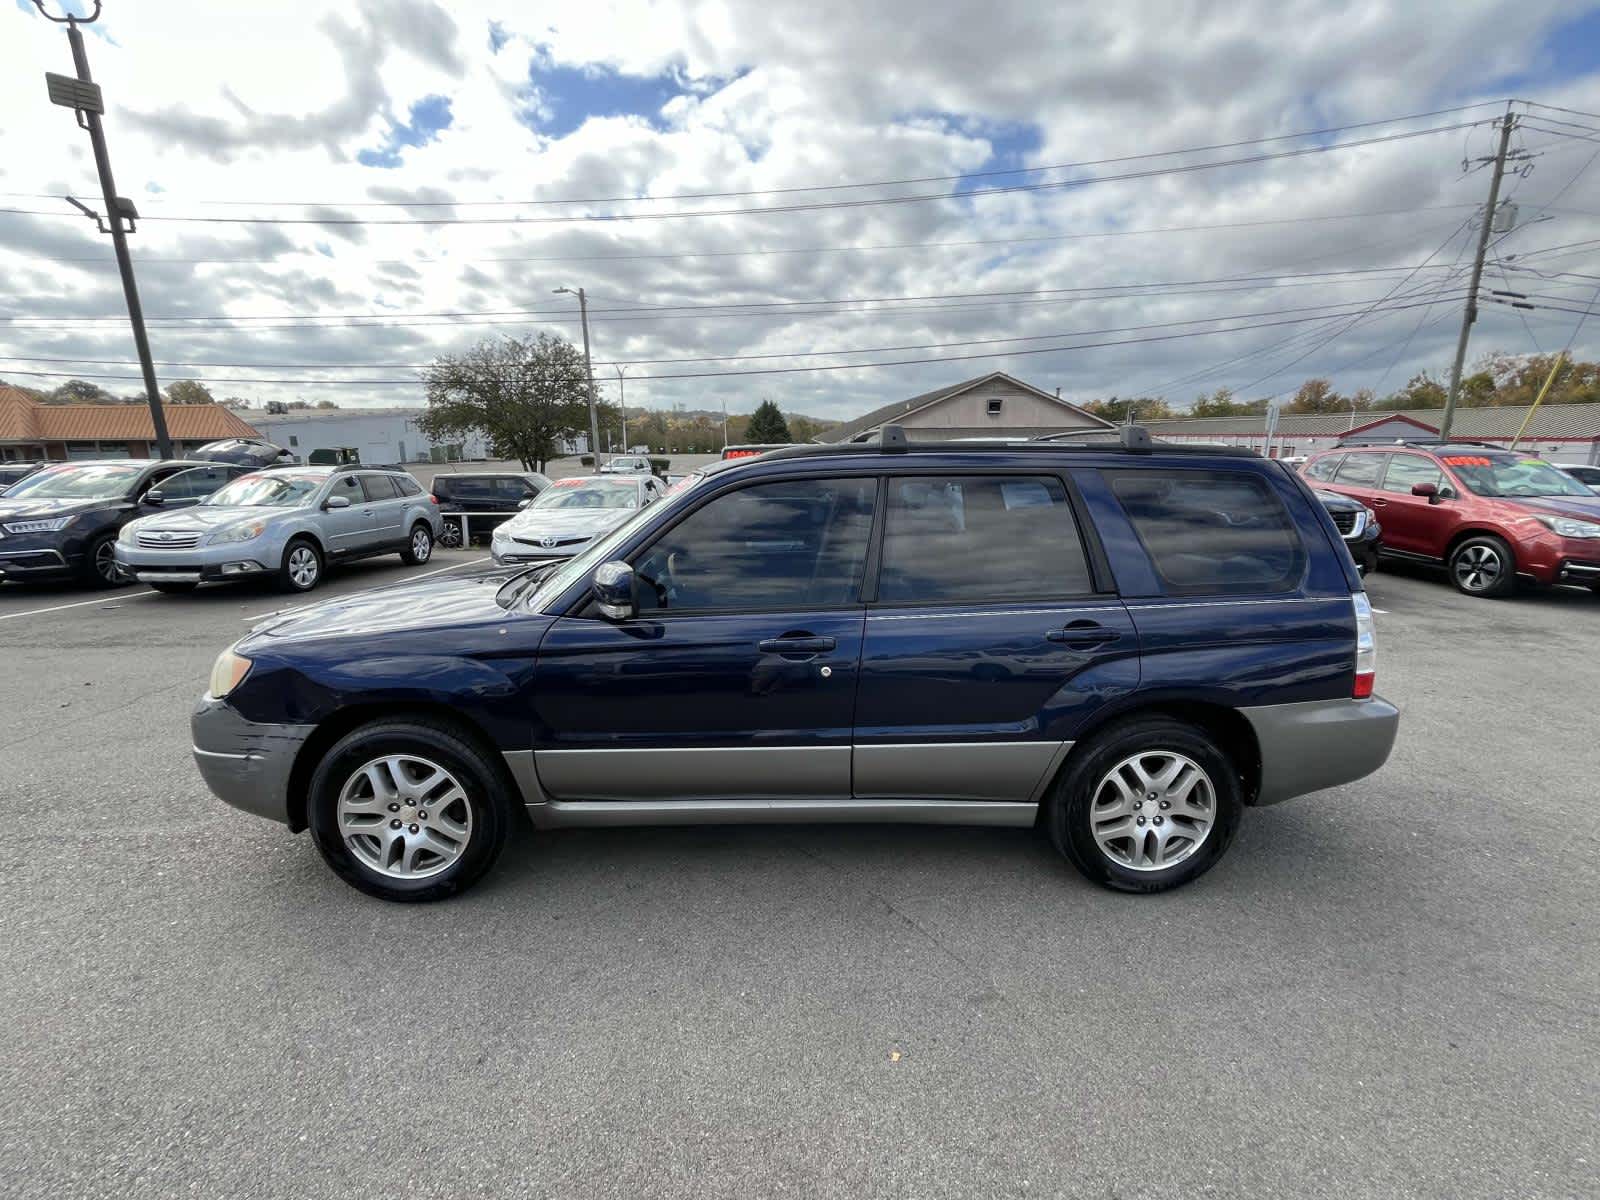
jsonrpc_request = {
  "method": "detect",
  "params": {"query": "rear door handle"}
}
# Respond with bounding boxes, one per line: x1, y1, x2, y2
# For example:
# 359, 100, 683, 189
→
1046, 621, 1121, 647
1370, 498, 1388, 507
758, 635, 837, 655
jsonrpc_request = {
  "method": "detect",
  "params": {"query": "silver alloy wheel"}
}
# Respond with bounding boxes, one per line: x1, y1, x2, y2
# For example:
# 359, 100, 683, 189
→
94, 538, 119, 582
336, 754, 473, 879
1089, 750, 1216, 872
287, 544, 319, 589
1454, 544, 1501, 592
439, 520, 462, 548
411, 527, 432, 561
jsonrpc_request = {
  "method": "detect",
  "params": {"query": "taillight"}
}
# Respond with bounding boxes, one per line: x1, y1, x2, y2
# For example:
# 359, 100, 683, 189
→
1352, 592, 1376, 698
428, 493, 440, 505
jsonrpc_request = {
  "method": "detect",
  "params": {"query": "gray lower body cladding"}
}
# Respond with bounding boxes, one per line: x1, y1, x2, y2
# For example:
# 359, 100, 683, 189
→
1239, 696, 1400, 805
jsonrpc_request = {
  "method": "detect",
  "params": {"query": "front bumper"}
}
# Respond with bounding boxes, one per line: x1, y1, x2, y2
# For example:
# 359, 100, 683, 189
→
191, 695, 315, 827
1239, 696, 1400, 805
0, 529, 80, 579
117, 541, 273, 584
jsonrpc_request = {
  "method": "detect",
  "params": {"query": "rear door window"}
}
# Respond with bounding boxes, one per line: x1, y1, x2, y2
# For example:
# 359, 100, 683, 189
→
1331, 453, 1387, 487
360, 475, 400, 502
1108, 470, 1306, 594
877, 475, 1093, 604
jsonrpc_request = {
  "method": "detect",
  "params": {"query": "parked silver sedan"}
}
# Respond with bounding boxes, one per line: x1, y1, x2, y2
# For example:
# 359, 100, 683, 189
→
490, 474, 666, 565
115, 465, 442, 594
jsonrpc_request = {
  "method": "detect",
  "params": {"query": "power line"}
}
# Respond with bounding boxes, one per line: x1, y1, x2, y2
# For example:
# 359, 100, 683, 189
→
0, 122, 1490, 227
6, 203, 1486, 267
0, 262, 1485, 325
2, 103, 1508, 210
0, 294, 1470, 387
0, 291, 1469, 373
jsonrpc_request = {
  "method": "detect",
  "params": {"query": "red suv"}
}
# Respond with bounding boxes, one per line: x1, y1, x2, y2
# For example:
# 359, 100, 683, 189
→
1303, 443, 1600, 597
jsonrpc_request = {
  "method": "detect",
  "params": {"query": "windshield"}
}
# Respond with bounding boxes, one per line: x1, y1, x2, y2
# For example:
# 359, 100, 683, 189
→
2, 463, 144, 500
1444, 455, 1594, 499
203, 472, 325, 507
523, 472, 711, 612
531, 478, 640, 510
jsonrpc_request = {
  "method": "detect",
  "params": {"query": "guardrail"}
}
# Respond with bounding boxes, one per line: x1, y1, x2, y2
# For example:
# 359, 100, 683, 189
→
438, 510, 515, 548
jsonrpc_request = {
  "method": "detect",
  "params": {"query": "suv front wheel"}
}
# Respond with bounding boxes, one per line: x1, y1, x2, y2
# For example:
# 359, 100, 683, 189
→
307, 718, 514, 902
1448, 534, 1515, 598
1048, 716, 1242, 893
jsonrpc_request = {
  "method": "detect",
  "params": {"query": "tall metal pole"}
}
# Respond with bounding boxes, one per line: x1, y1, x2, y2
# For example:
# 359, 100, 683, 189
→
575, 288, 602, 468
1440, 109, 1517, 442
38, 4, 173, 459
613, 365, 628, 452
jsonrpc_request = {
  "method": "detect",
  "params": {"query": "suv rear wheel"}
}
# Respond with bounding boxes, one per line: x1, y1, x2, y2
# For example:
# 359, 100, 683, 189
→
1448, 534, 1515, 598
1048, 716, 1242, 893
307, 718, 514, 902
400, 521, 433, 565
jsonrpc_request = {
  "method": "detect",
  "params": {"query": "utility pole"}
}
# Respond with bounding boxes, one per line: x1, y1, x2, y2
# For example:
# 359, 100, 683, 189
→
35, 1, 173, 460
554, 286, 603, 468
1441, 108, 1518, 442
613, 365, 629, 452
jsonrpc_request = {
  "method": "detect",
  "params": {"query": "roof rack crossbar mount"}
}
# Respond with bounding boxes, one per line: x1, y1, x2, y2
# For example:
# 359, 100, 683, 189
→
880, 424, 909, 453
1120, 424, 1153, 453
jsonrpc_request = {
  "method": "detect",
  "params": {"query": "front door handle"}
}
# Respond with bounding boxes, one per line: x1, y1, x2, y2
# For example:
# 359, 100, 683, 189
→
1046, 621, 1121, 647
1370, 498, 1388, 507
758, 635, 837, 655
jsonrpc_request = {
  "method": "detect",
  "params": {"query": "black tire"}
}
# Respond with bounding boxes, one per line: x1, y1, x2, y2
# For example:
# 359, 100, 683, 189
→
276, 537, 323, 593
400, 521, 434, 565
438, 518, 463, 549
1047, 716, 1243, 893
78, 532, 127, 589
149, 581, 198, 594
307, 718, 514, 902
1447, 534, 1516, 598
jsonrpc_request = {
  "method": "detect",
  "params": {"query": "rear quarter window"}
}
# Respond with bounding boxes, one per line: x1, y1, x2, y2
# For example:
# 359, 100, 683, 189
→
1108, 469, 1307, 595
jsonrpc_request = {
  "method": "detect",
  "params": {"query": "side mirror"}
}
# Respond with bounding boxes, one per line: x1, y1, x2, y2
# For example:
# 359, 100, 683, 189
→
324, 494, 351, 510
517, 497, 533, 510
593, 560, 637, 621
143, 489, 165, 506
1411, 482, 1439, 503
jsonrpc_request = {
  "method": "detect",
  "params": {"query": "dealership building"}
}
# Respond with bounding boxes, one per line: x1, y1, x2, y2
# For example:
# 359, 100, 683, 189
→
0, 386, 263, 461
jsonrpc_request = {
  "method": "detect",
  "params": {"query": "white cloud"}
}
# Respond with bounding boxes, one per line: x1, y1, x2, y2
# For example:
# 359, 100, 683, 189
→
1, 0, 1597, 421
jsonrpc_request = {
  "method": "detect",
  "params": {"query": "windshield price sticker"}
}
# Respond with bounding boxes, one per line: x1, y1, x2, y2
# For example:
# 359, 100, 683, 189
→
1442, 456, 1492, 467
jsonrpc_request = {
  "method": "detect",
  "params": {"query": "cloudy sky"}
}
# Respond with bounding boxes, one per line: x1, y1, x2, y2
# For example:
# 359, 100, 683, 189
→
3, 0, 1599, 421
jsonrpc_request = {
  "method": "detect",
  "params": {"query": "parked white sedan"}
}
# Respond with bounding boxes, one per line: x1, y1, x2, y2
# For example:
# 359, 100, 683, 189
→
489, 475, 667, 565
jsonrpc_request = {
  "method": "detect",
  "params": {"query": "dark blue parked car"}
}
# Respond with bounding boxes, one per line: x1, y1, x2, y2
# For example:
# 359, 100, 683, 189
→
193, 426, 1399, 902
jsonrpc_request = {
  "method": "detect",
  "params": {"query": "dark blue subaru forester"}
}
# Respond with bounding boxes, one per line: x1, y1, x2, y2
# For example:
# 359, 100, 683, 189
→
192, 427, 1398, 902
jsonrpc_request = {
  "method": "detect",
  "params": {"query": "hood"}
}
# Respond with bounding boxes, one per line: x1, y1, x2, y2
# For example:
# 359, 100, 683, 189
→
242, 567, 530, 645
126, 504, 278, 533
1313, 490, 1363, 512
1508, 494, 1600, 522
0, 496, 120, 521
499, 505, 634, 538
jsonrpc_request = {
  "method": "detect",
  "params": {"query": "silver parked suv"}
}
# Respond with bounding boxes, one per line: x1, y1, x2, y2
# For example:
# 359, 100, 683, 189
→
116, 465, 442, 594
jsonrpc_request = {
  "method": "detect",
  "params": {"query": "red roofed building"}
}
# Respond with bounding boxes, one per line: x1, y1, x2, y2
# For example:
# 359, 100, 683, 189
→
0, 385, 261, 461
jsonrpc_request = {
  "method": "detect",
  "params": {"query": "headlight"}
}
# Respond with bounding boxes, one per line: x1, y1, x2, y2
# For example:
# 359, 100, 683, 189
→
3, 515, 75, 533
491, 524, 511, 540
206, 521, 266, 545
1535, 515, 1600, 539
119, 523, 140, 544
208, 647, 252, 698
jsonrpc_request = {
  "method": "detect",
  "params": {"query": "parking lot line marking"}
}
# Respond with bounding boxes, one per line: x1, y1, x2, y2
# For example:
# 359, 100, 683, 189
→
240, 555, 491, 621
0, 589, 159, 623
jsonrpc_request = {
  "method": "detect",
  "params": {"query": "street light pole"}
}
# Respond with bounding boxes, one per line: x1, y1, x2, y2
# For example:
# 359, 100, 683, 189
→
555, 286, 603, 468
613, 365, 629, 452
35, 1, 173, 460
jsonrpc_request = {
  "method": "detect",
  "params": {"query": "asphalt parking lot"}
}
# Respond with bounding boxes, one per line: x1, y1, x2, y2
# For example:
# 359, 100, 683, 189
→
1, 558, 1596, 1200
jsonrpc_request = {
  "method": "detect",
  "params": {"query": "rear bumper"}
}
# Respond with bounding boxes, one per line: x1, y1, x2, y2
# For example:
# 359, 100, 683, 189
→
1239, 696, 1400, 805
191, 695, 315, 827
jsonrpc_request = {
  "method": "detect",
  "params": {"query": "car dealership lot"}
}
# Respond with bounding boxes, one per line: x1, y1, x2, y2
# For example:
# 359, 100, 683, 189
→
2, 566, 1597, 1198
